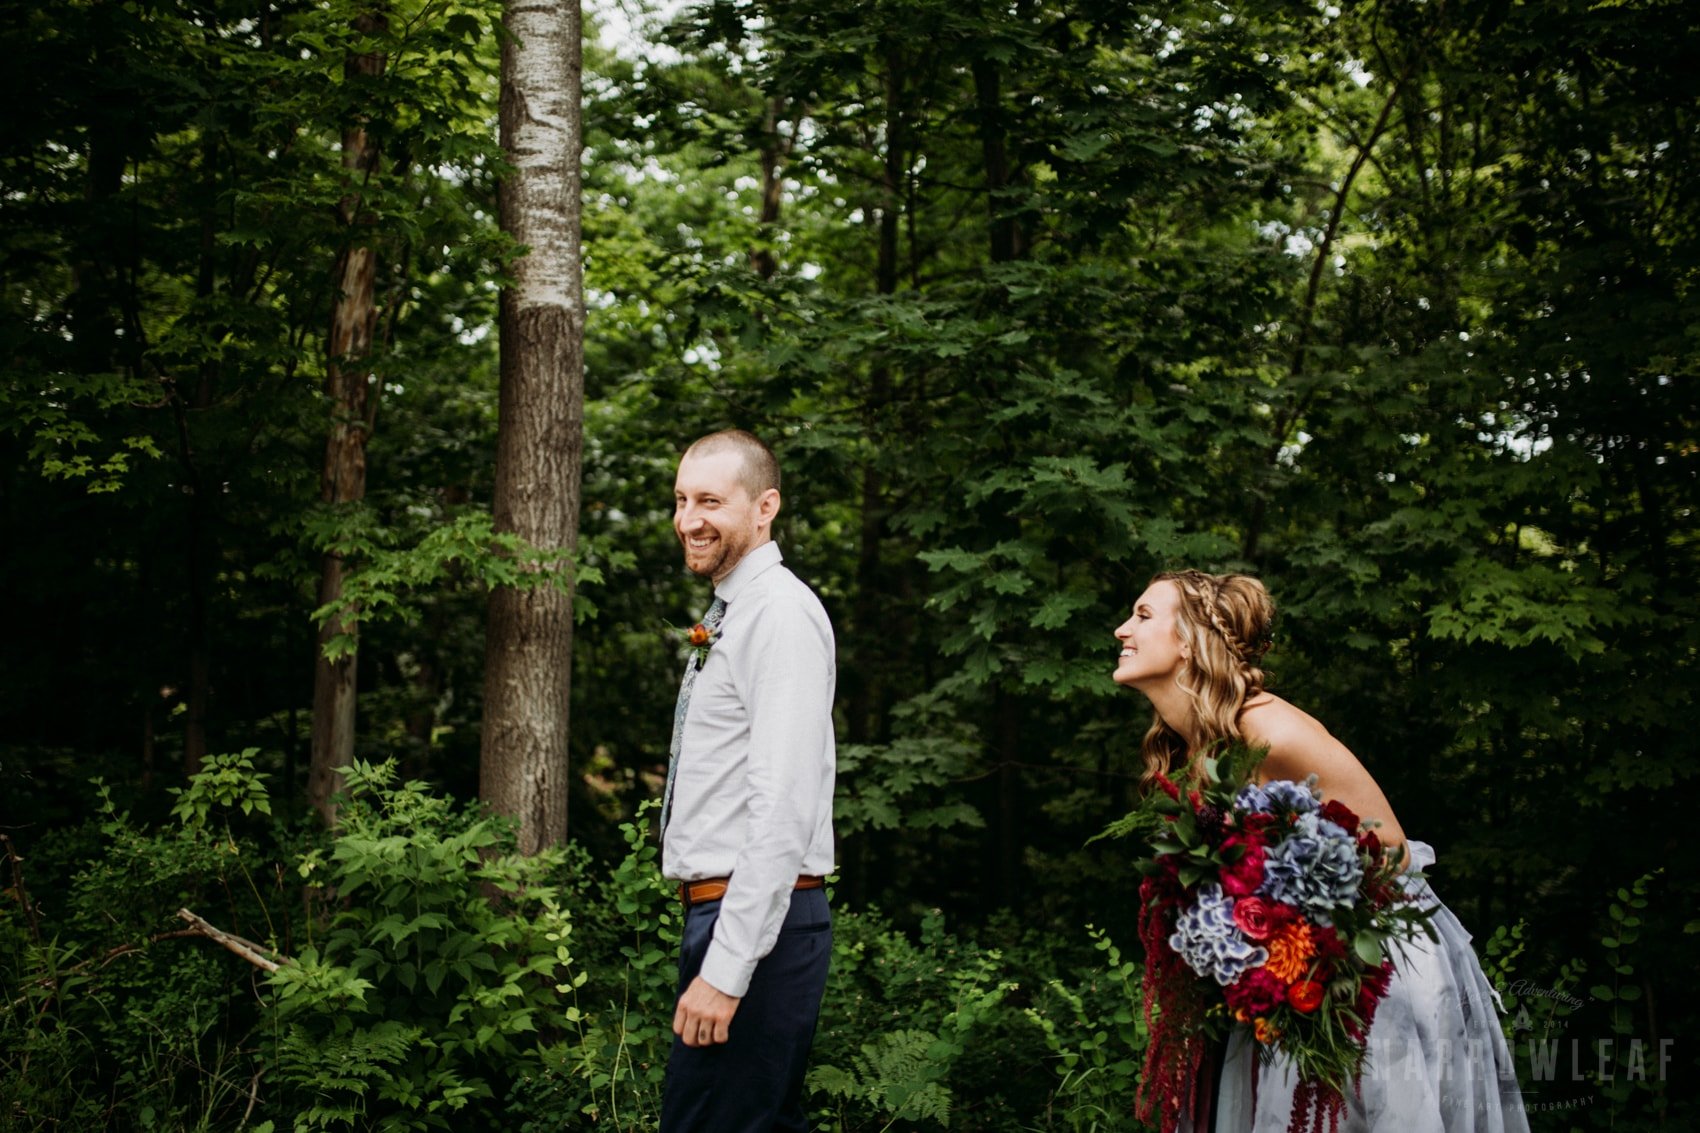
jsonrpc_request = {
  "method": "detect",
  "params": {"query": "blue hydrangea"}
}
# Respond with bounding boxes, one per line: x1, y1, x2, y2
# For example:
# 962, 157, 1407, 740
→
1235, 777, 1321, 816
1168, 883, 1269, 986
1258, 811, 1363, 923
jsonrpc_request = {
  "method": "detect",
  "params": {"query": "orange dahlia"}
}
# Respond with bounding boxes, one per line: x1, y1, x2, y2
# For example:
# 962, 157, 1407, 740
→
1264, 920, 1315, 984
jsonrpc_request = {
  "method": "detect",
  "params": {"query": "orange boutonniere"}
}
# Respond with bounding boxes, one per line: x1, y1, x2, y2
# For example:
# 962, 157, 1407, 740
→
683, 622, 721, 669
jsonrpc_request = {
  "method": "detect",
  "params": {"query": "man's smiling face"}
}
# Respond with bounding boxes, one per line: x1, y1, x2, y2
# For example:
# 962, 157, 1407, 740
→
673, 448, 778, 583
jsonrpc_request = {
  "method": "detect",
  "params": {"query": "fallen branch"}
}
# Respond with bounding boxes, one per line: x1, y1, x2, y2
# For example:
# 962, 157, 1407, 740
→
176, 908, 283, 973
5, 911, 286, 1014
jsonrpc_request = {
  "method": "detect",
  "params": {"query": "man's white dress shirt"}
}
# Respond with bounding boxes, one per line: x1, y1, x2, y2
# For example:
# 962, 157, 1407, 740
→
662, 541, 837, 997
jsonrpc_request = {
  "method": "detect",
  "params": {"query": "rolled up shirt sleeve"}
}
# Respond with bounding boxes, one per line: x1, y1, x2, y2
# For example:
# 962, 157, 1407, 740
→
696, 591, 836, 998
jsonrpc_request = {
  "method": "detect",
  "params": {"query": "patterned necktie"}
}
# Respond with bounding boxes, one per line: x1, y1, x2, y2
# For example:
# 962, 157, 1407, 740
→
661, 596, 727, 839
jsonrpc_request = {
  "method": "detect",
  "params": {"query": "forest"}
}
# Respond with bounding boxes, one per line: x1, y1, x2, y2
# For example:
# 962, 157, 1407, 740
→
1, 0, 1695, 1129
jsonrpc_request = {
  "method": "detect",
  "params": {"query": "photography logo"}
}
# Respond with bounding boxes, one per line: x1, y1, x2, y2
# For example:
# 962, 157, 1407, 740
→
1506, 980, 1672, 1115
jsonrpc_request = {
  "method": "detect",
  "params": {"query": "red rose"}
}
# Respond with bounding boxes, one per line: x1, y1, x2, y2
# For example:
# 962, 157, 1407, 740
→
1226, 967, 1286, 1017
1220, 833, 1267, 898
1240, 812, 1278, 835
1233, 896, 1278, 941
1287, 980, 1325, 1014
1358, 829, 1381, 861
1320, 799, 1360, 834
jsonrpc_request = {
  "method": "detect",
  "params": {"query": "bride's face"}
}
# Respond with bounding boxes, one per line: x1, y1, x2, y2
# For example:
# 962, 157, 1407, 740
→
1113, 580, 1188, 689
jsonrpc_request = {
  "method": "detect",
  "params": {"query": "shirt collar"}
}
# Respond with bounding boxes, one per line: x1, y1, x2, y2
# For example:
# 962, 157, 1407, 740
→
714, 540, 782, 605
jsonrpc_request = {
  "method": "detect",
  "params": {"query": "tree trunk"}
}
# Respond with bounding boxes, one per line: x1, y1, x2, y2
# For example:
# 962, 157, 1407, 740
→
971, 57, 1023, 264
182, 133, 221, 775
847, 45, 904, 747
481, 0, 585, 855
308, 9, 387, 825
994, 694, 1022, 908
750, 96, 789, 280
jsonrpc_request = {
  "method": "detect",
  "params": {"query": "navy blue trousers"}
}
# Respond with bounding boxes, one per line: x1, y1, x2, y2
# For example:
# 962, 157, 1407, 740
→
660, 888, 832, 1133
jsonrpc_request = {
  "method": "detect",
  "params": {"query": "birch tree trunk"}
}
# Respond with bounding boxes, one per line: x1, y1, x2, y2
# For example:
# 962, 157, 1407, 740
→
480, 0, 585, 854
308, 9, 387, 825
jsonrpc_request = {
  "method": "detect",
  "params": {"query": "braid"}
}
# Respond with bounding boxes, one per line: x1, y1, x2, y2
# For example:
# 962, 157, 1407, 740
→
1197, 575, 1272, 669
1202, 584, 1248, 662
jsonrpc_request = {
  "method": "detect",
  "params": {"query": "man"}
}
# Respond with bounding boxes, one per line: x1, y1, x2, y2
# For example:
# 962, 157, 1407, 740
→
660, 429, 837, 1132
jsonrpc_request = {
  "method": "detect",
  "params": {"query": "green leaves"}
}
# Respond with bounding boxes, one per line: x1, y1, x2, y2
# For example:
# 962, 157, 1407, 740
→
267, 759, 576, 1129
304, 509, 632, 660
835, 732, 986, 838
809, 1029, 955, 1128
1423, 557, 1652, 662
168, 748, 274, 828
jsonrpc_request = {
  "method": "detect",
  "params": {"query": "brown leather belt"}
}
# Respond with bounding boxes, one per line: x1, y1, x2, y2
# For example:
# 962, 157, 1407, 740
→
678, 875, 825, 907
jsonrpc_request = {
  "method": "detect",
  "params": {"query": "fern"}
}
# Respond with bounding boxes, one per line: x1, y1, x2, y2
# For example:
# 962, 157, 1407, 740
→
274, 1021, 424, 1128
810, 1028, 954, 1130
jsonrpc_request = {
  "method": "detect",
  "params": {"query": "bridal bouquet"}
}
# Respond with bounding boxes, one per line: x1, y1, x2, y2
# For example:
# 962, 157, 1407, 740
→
1112, 744, 1433, 1133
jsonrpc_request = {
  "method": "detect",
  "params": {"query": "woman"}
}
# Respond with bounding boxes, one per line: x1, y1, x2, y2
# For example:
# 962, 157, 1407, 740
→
1114, 569, 1530, 1133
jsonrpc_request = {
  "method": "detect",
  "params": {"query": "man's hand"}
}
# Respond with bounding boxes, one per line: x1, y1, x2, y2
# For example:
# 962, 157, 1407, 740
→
673, 975, 740, 1047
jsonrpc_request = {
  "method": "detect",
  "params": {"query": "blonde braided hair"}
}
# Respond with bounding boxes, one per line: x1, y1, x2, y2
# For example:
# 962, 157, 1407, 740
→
1138, 569, 1276, 789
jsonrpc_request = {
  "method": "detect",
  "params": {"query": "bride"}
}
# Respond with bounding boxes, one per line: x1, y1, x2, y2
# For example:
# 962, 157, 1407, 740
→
1114, 569, 1530, 1133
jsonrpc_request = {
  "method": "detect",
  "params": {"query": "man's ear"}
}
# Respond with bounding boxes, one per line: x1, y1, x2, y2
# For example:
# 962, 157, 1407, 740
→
756, 487, 781, 530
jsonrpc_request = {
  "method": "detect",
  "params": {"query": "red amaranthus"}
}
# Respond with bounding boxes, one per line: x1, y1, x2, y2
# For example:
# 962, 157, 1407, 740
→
1136, 869, 1211, 1133
1135, 775, 1217, 1133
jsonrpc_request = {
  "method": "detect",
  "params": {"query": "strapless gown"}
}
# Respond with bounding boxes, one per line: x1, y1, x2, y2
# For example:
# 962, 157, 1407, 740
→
1192, 841, 1531, 1133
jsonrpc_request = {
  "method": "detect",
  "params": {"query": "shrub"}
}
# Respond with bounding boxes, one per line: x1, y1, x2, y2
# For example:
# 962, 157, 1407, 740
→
262, 760, 578, 1132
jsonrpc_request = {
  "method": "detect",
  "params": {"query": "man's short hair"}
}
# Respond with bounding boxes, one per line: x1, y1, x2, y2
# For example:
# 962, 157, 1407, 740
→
683, 430, 781, 499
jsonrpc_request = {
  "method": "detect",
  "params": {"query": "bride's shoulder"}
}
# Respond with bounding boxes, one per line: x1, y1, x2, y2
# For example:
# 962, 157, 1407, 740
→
1238, 696, 1347, 774
1238, 693, 1321, 743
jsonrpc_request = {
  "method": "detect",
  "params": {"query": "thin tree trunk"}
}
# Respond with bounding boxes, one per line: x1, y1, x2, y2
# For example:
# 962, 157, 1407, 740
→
971, 57, 1022, 264
846, 49, 904, 749
481, 0, 586, 855
994, 695, 1022, 907
308, 9, 388, 825
1241, 72, 1407, 563
183, 132, 221, 775
70, 64, 125, 373
750, 96, 788, 279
